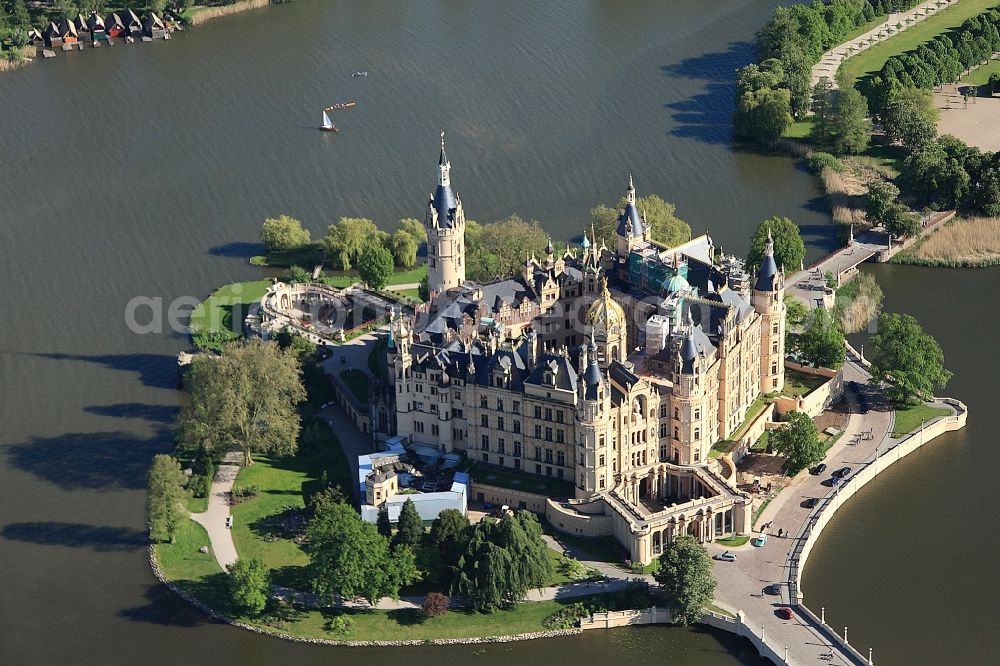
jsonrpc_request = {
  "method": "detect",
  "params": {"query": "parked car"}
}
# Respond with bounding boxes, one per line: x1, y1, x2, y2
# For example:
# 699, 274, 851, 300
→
225, 516, 233, 529
805, 497, 820, 509
830, 475, 841, 487
811, 463, 827, 475
776, 607, 793, 620
752, 534, 768, 547
835, 466, 852, 478
713, 551, 737, 562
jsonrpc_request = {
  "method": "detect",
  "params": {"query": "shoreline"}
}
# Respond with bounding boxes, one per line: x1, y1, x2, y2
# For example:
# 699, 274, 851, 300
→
1, 1, 289, 77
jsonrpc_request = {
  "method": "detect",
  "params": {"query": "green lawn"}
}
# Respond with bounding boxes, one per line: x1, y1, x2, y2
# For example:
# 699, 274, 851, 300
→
782, 369, 830, 398
230, 424, 353, 588
189, 280, 271, 351
469, 462, 575, 499
715, 535, 751, 548
321, 264, 428, 289
154, 519, 223, 582
839, 0, 1000, 90
783, 120, 815, 140
186, 494, 209, 514
339, 369, 370, 404
892, 403, 951, 437
962, 57, 1000, 86
540, 518, 627, 565
390, 287, 424, 302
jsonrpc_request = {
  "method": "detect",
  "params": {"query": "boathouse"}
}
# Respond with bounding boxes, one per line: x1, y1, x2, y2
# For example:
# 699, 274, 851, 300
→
106, 13, 125, 39
73, 14, 91, 43
42, 22, 62, 49
26, 28, 45, 54
59, 18, 79, 48
143, 13, 167, 40
123, 9, 143, 37
88, 12, 107, 42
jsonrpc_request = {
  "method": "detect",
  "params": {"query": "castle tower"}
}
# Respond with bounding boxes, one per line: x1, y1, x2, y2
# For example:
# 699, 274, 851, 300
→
615, 174, 650, 259
586, 279, 626, 368
575, 339, 614, 498
670, 321, 713, 466
753, 231, 786, 394
425, 131, 466, 297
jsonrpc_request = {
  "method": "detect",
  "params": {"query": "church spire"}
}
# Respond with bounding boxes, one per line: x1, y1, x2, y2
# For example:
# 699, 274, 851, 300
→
438, 129, 451, 187
626, 172, 636, 205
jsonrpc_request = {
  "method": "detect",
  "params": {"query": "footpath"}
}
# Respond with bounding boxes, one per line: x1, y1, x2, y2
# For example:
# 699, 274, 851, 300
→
811, 0, 957, 88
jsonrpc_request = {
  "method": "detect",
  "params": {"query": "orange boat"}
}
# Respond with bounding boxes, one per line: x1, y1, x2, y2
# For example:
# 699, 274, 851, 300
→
326, 101, 357, 111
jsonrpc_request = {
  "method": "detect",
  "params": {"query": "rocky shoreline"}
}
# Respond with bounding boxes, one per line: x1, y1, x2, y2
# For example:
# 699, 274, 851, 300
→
147, 546, 581, 647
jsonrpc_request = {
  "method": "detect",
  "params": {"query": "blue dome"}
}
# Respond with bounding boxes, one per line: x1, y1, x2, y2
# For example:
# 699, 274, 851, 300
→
755, 253, 778, 292
664, 271, 690, 293
680, 333, 699, 374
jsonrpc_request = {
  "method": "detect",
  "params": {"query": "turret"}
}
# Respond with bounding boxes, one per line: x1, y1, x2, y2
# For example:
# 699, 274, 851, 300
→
615, 174, 650, 258
753, 231, 786, 394
575, 334, 613, 498
425, 131, 467, 297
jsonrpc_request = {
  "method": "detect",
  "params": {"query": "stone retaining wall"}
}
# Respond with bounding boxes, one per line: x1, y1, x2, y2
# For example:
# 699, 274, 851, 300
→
148, 546, 579, 646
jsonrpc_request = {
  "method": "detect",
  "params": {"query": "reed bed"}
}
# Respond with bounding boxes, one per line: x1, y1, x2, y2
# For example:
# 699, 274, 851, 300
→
188, 0, 287, 25
907, 216, 1000, 265
834, 272, 883, 334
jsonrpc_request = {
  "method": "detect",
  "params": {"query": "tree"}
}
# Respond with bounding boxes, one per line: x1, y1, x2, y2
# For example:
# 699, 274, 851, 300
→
324, 217, 380, 270
309, 485, 348, 515
357, 243, 394, 290
883, 204, 922, 238
393, 498, 423, 548
261, 215, 311, 252
227, 557, 271, 616
418, 275, 430, 301
869, 313, 952, 405
147, 455, 188, 543
452, 512, 552, 612
865, 180, 901, 226
390, 229, 418, 267
792, 308, 845, 369
809, 77, 835, 145
590, 194, 691, 249
376, 505, 392, 538
830, 87, 872, 155
397, 218, 427, 243
422, 592, 450, 618
464, 215, 549, 282
285, 265, 311, 283
654, 535, 716, 626
746, 217, 805, 273
8, 0, 30, 29
882, 88, 938, 149
770, 411, 825, 473
306, 501, 418, 604
429, 508, 471, 566
179, 339, 306, 466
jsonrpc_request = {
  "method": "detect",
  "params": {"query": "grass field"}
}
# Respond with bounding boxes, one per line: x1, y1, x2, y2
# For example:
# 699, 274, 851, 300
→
892, 403, 951, 437
468, 462, 575, 499
715, 535, 751, 548
321, 264, 427, 289
898, 216, 1000, 266
155, 519, 223, 583
189, 280, 270, 350
782, 369, 830, 398
961, 58, 1000, 85
839, 0, 1000, 90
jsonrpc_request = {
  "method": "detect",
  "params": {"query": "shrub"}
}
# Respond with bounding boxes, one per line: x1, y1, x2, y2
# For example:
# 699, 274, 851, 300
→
232, 484, 259, 502
422, 592, 450, 618
808, 152, 844, 175
542, 602, 589, 629
325, 615, 352, 635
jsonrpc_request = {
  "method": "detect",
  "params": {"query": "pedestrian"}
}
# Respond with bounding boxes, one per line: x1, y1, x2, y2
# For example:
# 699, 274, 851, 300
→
777, 528, 783, 538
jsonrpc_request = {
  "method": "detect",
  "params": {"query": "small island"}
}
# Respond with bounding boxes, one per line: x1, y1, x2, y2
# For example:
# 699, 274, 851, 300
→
149, 135, 964, 660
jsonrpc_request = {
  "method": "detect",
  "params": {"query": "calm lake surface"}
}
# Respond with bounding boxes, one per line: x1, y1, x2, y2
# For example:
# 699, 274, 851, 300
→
0, 1, 976, 664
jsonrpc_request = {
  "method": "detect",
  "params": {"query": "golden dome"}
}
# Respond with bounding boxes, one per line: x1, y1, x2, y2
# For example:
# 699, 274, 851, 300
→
587, 279, 625, 335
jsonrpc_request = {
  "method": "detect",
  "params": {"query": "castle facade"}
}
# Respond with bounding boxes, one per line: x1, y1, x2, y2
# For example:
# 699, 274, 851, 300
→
385, 135, 786, 564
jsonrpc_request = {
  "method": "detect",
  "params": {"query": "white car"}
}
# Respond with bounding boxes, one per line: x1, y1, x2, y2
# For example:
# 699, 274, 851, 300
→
713, 550, 737, 562
225, 516, 234, 529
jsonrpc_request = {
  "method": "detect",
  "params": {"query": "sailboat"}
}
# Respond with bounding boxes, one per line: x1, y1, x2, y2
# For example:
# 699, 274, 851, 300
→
319, 108, 338, 133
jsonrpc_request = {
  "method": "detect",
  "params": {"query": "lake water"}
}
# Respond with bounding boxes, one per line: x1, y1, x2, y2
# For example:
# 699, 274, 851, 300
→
0, 1, 971, 664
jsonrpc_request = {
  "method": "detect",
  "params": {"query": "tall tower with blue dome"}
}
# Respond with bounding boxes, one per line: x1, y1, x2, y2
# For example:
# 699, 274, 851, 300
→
753, 230, 785, 394
615, 174, 651, 258
424, 131, 466, 297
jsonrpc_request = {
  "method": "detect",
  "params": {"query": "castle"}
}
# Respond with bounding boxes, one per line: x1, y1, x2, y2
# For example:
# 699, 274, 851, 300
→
383, 134, 787, 564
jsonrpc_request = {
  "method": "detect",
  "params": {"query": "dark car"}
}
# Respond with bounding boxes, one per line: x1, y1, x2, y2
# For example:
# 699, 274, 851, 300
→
776, 607, 793, 620
834, 466, 852, 478
811, 463, 827, 475
805, 497, 820, 509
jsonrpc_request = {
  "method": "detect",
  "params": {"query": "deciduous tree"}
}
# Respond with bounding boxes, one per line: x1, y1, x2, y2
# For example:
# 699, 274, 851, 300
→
770, 411, 825, 473
746, 216, 805, 273
792, 308, 845, 370
357, 243, 394, 290
865, 180, 901, 226
261, 215, 311, 252
147, 454, 188, 543
654, 535, 716, 625
429, 508, 471, 566
324, 217, 380, 270
830, 87, 871, 155
227, 557, 271, 616
390, 229, 418, 267
179, 339, 306, 466
869, 313, 952, 405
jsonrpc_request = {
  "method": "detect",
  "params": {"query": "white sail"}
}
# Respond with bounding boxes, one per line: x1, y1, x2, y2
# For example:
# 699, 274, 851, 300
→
322, 110, 333, 127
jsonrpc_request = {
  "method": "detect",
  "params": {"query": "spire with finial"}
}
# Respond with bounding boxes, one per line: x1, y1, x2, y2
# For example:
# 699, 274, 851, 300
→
626, 172, 636, 205
765, 228, 774, 256
437, 129, 450, 187
546, 238, 554, 256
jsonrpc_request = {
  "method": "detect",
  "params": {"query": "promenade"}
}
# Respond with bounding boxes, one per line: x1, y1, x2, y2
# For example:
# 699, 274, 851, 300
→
811, 0, 956, 88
